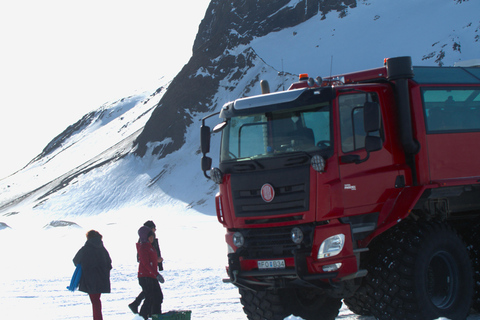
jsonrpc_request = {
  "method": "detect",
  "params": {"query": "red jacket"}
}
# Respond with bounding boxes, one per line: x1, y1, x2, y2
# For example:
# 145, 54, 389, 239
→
136, 242, 158, 279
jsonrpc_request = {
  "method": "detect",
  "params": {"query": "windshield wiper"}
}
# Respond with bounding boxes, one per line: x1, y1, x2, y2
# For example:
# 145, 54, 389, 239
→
283, 151, 311, 166
231, 157, 264, 172
247, 157, 265, 169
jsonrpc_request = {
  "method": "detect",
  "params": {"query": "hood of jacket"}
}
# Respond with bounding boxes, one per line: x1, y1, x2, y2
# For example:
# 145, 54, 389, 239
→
138, 226, 152, 243
85, 236, 104, 249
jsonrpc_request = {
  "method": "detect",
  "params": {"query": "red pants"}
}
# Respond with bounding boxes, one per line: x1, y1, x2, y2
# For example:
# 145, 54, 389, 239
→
89, 293, 103, 320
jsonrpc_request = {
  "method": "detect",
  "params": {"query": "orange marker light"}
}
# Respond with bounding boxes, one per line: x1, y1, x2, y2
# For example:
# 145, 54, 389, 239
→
299, 73, 309, 81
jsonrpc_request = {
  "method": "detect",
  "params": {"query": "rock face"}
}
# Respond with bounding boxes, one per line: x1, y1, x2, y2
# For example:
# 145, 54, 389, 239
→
133, 0, 356, 158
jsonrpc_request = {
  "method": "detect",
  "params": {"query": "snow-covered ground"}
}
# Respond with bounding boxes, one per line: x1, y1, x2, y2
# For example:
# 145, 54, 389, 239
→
0, 206, 349, 320
0, 205, 243, 320
1, 201, 480, 320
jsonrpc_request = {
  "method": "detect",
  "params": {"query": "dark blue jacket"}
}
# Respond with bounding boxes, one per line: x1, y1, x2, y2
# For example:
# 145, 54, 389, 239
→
73, 237, 112, 294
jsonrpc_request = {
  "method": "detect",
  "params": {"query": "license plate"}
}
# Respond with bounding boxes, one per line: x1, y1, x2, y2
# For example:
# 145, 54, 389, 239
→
258, 260, 285, 269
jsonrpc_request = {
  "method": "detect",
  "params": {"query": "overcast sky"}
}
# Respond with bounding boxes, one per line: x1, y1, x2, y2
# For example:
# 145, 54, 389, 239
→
0, 0, 211, 179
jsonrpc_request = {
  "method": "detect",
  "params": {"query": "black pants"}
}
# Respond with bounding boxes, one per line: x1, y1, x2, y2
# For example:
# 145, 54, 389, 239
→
138, 277, 163, 319
132, 291, 145, 306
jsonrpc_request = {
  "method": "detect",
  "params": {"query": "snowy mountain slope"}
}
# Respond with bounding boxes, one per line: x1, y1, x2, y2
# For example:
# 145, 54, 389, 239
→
250, 0, 480, 77
0, 48, 296, 218
0, 81, 169, 216
133, 0, 358, 160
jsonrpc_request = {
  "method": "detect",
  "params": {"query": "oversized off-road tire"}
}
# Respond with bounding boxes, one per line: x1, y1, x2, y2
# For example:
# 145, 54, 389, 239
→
281, 288, 342, 320
239, 288, 341, 320
360, 221, 473, 320
343, 286, 372, 316
461, 220, 480, 311
239, 288, 288, 320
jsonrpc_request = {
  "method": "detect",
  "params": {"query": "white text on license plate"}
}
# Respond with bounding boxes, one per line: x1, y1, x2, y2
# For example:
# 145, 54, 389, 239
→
258, 260, 285, 269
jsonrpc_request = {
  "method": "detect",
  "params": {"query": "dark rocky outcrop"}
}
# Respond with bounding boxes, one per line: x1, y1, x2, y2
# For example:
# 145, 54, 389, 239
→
43, 220, 80, 229
134, 0, 356, 159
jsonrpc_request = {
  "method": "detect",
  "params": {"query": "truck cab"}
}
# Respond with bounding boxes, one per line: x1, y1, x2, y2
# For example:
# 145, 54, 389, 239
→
201, 57, 480, 320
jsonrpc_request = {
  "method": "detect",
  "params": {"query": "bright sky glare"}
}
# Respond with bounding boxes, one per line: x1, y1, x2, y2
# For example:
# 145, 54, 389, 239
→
0, 0, 211, 179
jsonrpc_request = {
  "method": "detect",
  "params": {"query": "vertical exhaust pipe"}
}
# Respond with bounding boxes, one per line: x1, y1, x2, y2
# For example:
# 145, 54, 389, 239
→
386, 56, 420, 155
261, 80, 270, 94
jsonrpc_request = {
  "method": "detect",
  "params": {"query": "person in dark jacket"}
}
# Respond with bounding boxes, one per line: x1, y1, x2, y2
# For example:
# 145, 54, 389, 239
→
129, 220, 164, 314
73, 230, 112, 320
136, 225, 163, 319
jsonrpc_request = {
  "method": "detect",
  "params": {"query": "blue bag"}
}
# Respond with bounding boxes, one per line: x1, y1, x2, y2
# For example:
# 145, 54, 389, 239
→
67, 264, 82, 291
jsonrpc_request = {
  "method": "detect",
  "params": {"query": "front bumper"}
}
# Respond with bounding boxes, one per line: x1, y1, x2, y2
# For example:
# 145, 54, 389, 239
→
225, 222, 365, 292
226, 252, 362, 293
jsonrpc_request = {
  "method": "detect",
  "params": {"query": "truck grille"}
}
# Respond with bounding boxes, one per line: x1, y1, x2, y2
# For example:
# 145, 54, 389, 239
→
240, 225, 313, 259
230, 165, 310, 217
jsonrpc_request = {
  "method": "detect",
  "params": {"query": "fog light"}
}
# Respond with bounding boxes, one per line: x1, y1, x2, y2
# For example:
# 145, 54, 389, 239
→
311, 155, 326, 172
291, 227, 304, 244
211, 167, 223, 184
322, 263, 342, 272
317, 234, 345, 259
233, 232, 244, 248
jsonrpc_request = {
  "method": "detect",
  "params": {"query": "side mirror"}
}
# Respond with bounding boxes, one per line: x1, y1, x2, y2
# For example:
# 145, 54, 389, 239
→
201, 125, 211, 155
347, 102, 382, 164
201, 156, 212, 179
343, 136, 383, 165
202, 156, 212, 171
363, 102, 381, 133
365, 136, 382, 152
352, 136, 383, 164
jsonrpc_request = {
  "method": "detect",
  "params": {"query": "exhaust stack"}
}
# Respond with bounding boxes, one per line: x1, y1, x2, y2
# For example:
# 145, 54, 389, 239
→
386, 56, 420, 155
261, 80, 270, 94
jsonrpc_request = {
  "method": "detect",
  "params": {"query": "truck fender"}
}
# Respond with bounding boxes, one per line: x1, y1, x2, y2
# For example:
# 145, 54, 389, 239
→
359, 185, 426, 247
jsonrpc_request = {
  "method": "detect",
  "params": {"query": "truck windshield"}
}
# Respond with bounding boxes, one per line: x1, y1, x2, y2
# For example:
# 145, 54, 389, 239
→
220, 102, 331, 161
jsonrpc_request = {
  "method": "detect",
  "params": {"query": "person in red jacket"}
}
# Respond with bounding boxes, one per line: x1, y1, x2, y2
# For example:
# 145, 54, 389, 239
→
129, 221, 164, 314
136, 225, 163, 319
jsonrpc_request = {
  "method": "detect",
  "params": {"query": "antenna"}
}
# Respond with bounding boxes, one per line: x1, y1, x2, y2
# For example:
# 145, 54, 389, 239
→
330, 55, 333, 78
282, 58, 285, 91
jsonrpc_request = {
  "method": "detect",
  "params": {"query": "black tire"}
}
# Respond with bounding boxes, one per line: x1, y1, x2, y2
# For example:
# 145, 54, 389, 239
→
361, 221, 473, 320
239, 287, 341, 320
239, 288, 288, 320
343, 287, 372, 316
281, 288, 342, 320
461, 220, 480, 311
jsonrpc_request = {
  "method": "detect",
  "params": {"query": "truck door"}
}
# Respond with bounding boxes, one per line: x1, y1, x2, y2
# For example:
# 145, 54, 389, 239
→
336, 90, 398, 215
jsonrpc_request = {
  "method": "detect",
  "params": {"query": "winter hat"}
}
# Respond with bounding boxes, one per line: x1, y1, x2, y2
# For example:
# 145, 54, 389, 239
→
144, 220, 156, 229
138, 226, 153, 243
86, 230, 102, 240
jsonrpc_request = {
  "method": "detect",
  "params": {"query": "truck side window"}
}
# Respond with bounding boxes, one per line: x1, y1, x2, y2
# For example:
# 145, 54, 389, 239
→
339, 93, 381, 153
423, 88, 480, 133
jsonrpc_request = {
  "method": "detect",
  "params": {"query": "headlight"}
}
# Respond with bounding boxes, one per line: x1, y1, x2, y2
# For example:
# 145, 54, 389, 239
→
317, 234, 345, 259
311, 155, 326, 172
291, 227, 304, 244
233, 232, 244, 248
211, 167, 223, 184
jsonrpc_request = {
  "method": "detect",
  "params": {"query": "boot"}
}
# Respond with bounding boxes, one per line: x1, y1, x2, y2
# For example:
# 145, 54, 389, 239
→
128, 301, 139, 314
